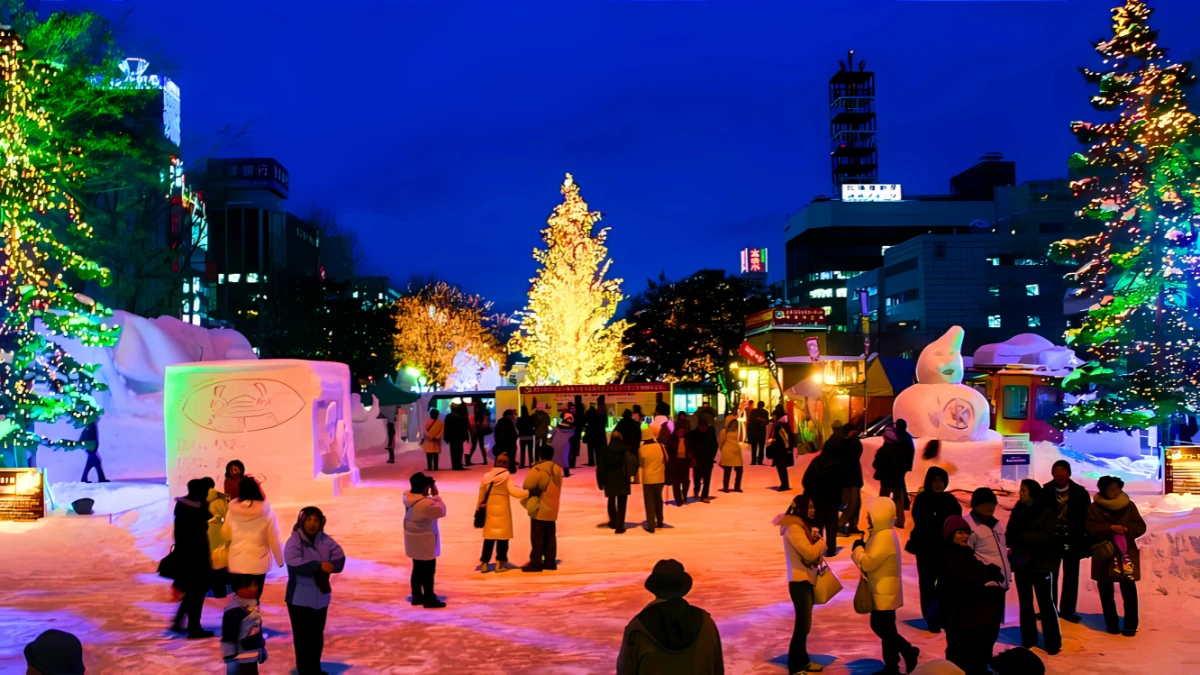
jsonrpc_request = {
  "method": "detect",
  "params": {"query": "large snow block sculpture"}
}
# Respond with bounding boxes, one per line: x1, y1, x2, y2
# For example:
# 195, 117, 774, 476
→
164, 360, 359, 504
892, 326, 994, 442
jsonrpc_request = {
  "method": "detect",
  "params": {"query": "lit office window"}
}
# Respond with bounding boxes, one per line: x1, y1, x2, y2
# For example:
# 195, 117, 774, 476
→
1028, 316, 1041, 328
989, 286, 1000, 297
1026, 284, 1040, 296
988, 315, 1002, 328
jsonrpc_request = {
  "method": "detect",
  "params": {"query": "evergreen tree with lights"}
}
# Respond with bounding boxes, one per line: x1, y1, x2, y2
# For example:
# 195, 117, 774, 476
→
509, 174, 628, 384
0, 28, 118, 467
1049, 0, 1200, 431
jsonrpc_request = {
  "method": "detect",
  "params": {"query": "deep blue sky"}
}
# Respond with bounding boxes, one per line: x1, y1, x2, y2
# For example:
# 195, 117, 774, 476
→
47, 0, 1200, 312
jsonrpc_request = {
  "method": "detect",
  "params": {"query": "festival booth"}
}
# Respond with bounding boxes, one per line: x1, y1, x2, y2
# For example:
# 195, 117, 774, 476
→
781, 355, 915, 443
517, 383, 672, 432
164, 359, 359, 505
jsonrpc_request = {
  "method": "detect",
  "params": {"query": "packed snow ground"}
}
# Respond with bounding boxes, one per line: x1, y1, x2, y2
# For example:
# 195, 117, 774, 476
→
3, 443, 1200, 674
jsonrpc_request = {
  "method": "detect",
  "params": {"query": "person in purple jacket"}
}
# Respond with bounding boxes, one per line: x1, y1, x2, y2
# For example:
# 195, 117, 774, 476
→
285, 506, 346, 675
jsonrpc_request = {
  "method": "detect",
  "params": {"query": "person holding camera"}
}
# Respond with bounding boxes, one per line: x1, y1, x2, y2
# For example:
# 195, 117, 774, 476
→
405, 472, 448, 607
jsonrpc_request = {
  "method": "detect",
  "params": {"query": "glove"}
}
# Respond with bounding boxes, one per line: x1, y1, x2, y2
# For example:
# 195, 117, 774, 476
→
852, 539, 866, 550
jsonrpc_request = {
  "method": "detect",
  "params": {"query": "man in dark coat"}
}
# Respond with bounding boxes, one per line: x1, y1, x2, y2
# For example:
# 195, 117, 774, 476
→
1040, 460, 1090, 623
492, 409, 519, 465
583, 400, 604, 467
597, 429, 638, 533
172, 478, 214, 638
746, 401, 768, 465
79, 420, 108, 483
908, 466, 961, 632
1008, 479, 1061, 654
824, 423, 863, 535
801, 441, 842, 557
444, 404, 470, 471
687, 416, 719, 504
617, 559, 724, 674
874, 420, 914, 527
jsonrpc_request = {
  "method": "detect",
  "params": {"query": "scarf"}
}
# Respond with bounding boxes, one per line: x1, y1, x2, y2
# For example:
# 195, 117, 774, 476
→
1094, 491, 1131, 512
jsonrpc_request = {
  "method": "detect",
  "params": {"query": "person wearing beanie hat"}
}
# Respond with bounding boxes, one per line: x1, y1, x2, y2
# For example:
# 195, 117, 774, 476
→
962, 487, 1009, 673
938, 514, 1004, 674
1086, 475, 1146, 636
1040, 459, 1090, 623
24, 629, 85, 675
404, 472, 447, 607
637, 425, 667, 533
617, 560, 724, 674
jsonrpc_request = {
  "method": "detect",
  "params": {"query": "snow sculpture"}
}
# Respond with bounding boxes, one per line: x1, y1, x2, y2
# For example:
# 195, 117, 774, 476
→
973, 333, 1081, 374
164, 359, 358, 504
892, 326, 994, 442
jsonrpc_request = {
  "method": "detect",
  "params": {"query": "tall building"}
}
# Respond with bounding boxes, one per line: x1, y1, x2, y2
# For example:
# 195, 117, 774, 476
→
830, 50, 878, 195
784, 154, 1073, 354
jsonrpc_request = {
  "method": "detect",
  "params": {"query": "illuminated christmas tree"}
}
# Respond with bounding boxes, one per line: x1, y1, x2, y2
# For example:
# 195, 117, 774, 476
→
509, 174, 628, 384
1049, 0, 1200, 430
0, 28, 118, 466
394, 281, 505, 389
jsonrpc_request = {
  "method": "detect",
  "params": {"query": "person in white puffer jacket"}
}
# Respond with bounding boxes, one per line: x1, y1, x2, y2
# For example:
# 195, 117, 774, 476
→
221, 477, 284, 597
852, 497, 919, 675
778, 494, 826, 675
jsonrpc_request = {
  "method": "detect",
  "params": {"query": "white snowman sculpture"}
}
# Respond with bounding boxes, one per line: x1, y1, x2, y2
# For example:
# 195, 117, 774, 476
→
892, 326, 995, 442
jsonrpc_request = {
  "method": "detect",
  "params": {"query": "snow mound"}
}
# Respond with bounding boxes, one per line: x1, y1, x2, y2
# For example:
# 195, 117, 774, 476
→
48, 481, 169, 516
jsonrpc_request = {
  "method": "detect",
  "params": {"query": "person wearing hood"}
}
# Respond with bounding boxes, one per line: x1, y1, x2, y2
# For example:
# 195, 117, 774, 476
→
617, 559, 724, 674
779, 494, 826, 675
688, 414, 719, 504
1007, 479, 1061, 654
221, 477, 284, 599
851, 497, 919, 675
938, 515, 1005, 675
173, 478, 216, 638
638, 426, 668, 533
477, 453, 529, 572
404, 472, 447, 607
285, 506, 346, 674
1040, 460, 1090, 623
24, 629, 86, 675
1086, 475, 1146, 636
521, 445, 564, 572
964, 488, 1010, 670
768, 409, 795, 491
874, 419, 915, 528
224, 460, 246, 501
206, 479, 231, 598
598, 428, 639, 534
665, 412, 692, 507
907, 467, 961, 633
718, 417, 744, 493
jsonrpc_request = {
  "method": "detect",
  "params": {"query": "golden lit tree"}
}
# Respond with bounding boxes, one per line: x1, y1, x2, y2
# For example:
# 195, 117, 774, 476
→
509, 173, 628, 384
0, 27, 119, 466
394, 281, 505, 389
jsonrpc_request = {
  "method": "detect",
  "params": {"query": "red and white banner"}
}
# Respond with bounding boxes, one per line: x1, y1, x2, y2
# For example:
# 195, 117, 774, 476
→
738, 341, 767, 366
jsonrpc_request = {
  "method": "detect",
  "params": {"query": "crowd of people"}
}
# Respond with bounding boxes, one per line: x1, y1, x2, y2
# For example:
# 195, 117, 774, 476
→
21, 400, 1133, 674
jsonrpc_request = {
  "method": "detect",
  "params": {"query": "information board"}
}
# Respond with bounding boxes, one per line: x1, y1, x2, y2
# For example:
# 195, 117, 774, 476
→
1166, 446, 1200, 495
0, 468, 46, 521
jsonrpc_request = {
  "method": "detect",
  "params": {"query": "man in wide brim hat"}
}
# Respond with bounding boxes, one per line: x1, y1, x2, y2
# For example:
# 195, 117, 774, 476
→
617, 560, 724, 674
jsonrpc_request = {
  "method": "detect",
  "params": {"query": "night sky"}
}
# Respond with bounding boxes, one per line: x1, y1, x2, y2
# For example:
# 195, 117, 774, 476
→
46, 0, 1200, 312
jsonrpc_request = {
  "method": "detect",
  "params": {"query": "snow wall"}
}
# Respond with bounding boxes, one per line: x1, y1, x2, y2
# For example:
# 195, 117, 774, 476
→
164, 359, 359, 504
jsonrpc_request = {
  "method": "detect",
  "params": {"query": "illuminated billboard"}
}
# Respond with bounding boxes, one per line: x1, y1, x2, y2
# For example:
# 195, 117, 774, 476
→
740, 248, 767, 274
841, 183, 902, 202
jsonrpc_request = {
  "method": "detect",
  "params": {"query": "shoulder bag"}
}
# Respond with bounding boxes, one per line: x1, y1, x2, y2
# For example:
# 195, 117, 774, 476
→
473, 482, 495, 529
813, 561, 844, 605
852, 536, 873, 614
157, 545, 178, 580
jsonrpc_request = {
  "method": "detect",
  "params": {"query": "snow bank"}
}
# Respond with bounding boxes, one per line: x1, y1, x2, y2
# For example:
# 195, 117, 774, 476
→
47, 481, 169, 516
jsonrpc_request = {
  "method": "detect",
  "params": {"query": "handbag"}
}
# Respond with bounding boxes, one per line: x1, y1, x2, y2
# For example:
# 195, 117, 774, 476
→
853, 573, 874, 614
1091, 539, 1116, 563
813, 562, 844, 605
157, 545, 178, 580
474, 482, 495, 529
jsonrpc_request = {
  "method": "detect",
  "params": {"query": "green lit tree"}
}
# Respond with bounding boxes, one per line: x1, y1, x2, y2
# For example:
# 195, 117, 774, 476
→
1049, 0, 1200, 430
0, 27, 119, 467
